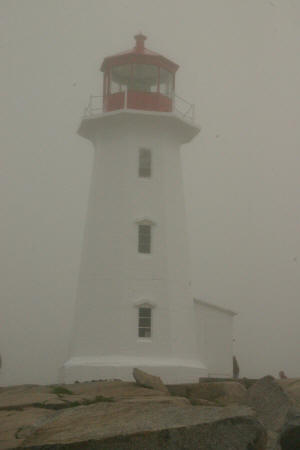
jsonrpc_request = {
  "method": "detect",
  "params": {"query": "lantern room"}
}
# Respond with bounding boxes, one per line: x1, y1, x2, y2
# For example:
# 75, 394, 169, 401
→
100, 34, 179, 113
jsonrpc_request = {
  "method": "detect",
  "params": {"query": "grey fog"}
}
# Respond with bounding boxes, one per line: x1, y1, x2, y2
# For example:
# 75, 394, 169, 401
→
1, 0, 300, 386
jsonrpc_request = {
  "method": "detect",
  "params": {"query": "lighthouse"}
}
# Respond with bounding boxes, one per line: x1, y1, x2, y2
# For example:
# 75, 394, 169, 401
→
63, 34, 235, 383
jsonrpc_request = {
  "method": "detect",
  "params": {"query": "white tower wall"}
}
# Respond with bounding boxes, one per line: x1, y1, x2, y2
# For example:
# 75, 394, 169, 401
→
63, 111, 207, 383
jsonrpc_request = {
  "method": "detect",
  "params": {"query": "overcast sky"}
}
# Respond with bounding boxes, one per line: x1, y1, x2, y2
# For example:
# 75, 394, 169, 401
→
1, 0, 300, 385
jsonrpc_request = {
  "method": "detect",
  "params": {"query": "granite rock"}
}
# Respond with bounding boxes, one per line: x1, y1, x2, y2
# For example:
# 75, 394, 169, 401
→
21, 403, 266, 450
246, 375, 292, 432
133, 368, 169, 394
277, 378, 300, 406
279, 407, 300, 450
188, 381, 247, 406
0, 408, 55, 450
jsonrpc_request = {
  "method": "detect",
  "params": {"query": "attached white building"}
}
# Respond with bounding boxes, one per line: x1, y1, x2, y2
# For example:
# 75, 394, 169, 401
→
63, 34, 236, 384
194, 299, 237, 378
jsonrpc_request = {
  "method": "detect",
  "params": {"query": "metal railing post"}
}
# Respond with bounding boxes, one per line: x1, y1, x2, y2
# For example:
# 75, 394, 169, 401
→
172, 90, 175, 112
88, 95, 92, 115
124, 88, 128, 110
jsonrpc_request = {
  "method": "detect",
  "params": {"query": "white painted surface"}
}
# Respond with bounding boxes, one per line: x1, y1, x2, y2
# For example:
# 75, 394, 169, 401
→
64, 109, 235, 382
62, 356, 207, 384
194, 299, 236, 377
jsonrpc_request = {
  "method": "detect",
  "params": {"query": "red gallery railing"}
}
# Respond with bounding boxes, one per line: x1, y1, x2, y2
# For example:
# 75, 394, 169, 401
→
83, 90, 195, 122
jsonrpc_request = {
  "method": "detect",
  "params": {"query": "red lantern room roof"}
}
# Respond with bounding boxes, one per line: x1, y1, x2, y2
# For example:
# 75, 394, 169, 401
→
100, 34, 179, 74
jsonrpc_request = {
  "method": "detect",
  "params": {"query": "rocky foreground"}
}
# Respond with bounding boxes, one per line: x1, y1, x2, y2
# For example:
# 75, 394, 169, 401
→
0, 369, 300, 449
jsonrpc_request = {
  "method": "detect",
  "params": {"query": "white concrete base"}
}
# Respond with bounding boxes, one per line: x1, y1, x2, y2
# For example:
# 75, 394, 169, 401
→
62, 356, 208, 384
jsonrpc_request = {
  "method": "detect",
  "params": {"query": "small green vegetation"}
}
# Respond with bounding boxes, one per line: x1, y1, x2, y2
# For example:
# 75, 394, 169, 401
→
0, 405, 24, 412
51, 386, 74, 396
31, 395, 114, 410
76, 395, 114, 406
93, 395, 114, 403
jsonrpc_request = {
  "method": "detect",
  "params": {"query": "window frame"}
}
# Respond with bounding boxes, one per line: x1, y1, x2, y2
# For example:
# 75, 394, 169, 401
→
135, 218, 155, 255
134, 301, 156, 340
138, 306, 152, 338
138, 147, 152, 178
138, 223, 151, 254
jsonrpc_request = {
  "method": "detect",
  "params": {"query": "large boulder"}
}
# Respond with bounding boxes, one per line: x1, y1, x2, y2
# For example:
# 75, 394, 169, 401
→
133, 368, 169, 394
121, 396, 190, 406
246, 375, 293, 432
21, 402, 267, 449
65, 380, 169, 402
187, 381, 247, 406
0, 380, 193, 449
0, 380, 173, 412
266, 431, 280, 450
277, 378, 300, 406
166, 383, 198, 398
280, 408, 300, 450
0, 407, 55, 449
190, 398, 217, 406
0, 385, 67, 410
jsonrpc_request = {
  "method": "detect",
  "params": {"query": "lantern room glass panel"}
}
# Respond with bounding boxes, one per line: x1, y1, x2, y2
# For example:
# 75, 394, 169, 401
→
130, 64, 158, 92
159, 68, 173, 98
110, 64, 131, 94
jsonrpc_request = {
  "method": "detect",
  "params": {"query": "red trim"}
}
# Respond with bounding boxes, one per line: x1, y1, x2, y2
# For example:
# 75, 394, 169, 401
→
103, 72, 107, 98
108, 70, 111, 95
101, 53, 178, 74
172, 73, 175, 104
105, 91, 172, 113
134, 33, 147, 53
106, 92, 125, 112
130, 63, 133, 86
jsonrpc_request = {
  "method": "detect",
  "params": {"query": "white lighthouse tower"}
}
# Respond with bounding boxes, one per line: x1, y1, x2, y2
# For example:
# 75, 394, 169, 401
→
63, 34, 235, 383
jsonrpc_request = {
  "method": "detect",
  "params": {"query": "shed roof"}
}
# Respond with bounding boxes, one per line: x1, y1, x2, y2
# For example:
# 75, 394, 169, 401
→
194, 298, 237, 316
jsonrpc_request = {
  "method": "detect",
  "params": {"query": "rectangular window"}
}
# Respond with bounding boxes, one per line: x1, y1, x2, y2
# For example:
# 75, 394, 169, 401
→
139, 148, 151, 178
138, 224, 151, 254
138, 307, 152, 338
159, 68, 173, 98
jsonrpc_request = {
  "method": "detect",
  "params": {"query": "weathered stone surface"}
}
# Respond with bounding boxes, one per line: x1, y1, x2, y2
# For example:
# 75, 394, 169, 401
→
0, 385, 65, 410
0, 381, 170, 412
168, 379, 258, 398
0, 381, 191, 449
190, 398, 218, 406
279, 408, 300, 450
188, 381, 247, 406
266, 431, 280, 450
133, 368, 169, 393
120, 396, 190, 406
246, 375, 293, 432
278, 378, 300, 406
0, 380, 268, 449
21, 403, 266, 449
0, 408, 55, 449
167, 383, 197, 398
199, 377, 258, 389
87, 380, 168, 400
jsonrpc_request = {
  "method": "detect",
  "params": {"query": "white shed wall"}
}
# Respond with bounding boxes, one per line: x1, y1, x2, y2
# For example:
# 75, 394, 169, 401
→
194, 301, 234, 377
